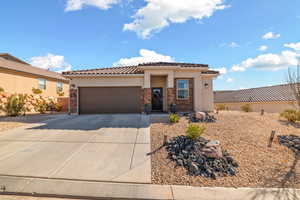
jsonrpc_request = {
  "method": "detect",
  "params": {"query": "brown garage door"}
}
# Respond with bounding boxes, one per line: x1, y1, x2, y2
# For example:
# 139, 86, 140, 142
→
79, 87, 141, 114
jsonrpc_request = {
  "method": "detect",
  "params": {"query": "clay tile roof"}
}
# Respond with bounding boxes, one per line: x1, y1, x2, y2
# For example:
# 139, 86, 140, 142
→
214, 84, 296, 103
63, 62, 209, 76
62, 66, 143, 75
138, 62, 208, 68
0, 55, 67, 81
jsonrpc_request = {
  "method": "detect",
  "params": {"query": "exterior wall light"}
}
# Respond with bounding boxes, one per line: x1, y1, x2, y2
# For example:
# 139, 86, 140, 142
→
204, 83, 209, 88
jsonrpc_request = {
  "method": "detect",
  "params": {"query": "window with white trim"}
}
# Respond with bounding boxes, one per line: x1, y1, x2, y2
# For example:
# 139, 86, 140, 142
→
57, 82, 63, 92
176, 79, 189, 99
38, 78, 46, 90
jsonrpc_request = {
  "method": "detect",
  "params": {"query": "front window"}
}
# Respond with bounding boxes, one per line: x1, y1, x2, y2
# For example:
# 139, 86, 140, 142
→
57, 82, 63, 92
176, 79, 189, 99
38, 78, 46, 90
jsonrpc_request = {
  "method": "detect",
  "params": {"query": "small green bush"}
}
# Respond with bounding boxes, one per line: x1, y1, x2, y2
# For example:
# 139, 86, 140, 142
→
55, 103, 63, 112
216, 104, 226, 111
1, 94, 26, 116
57, 91, 65, 97
186, 124, 205, 140
35, 99, 47, 114
169, 114, 180, 123
280, 109, 300, 123
32, 87, 42, 95
241, 104, 252, 112
0, 87, 4, 93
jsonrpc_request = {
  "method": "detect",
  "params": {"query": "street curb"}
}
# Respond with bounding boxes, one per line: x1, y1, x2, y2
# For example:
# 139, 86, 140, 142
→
1, 175, 300, 200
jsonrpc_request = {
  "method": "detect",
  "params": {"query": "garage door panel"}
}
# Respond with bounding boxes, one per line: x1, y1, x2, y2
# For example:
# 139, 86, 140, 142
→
79, 87, 141, 114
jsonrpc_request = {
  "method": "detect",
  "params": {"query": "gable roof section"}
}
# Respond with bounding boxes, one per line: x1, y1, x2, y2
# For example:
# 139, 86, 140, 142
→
0, 53, 29, 65
63, 66, 143, 75
202, 70, 219, 75
0, 56, 67, 81
138, 62, 208, 68
214, 84, 296, 103
62, 62, 210, 76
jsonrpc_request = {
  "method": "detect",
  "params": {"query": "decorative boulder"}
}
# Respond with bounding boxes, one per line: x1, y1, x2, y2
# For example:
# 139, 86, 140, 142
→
195, 112, 206, 120
201, 140, 223, 158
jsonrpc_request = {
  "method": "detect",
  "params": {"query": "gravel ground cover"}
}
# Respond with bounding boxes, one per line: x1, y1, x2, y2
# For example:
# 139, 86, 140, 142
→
0, 114, 58, 133
151, 111, 300, 188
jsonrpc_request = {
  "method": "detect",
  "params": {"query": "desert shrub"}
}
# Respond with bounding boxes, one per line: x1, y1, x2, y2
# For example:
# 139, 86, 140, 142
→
241, 104, 252, 112
186, 124, 205, 140
55, 103, 63, 112
280, 109, 300, 123
0, 87, 4, 93
35, 99, 47, 114
1, 94, 26, 116
57, 91, 64, 97
32, 88, 42, 95
216, 104, 226, 111
169, 114, 180, 123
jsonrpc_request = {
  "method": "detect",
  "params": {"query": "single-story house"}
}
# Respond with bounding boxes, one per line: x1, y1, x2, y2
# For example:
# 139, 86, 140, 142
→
0, 53, 69, 97
62, 62, 219, 114
214, 84, 297, 113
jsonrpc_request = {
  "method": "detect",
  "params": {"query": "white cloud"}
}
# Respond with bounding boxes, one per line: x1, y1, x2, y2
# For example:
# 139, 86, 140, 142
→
212, 67, 227, 74
258, 45, 268, 51
30, 54, 72, 73
226, 78, 233, 83
228, 42, 239, 48
113, 49, 174, 66
123, 0, 228, 39
284, 42, 300, 51
232, 51, 300, 72
65, 0, 120, 11
262, 32, 280, 40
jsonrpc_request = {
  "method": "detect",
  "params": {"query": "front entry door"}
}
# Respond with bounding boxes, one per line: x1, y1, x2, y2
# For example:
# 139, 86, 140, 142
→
152, 88, 163, 111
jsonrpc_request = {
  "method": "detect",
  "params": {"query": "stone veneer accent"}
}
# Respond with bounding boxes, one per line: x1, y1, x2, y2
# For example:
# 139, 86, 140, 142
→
70, 87, 78, 114
167, 88, 176, 112
142, 88, 151, 112
174, 78, 194, 112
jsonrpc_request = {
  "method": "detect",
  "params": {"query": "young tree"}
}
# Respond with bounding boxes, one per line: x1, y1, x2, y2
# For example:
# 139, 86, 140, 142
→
287, 57, 300, 109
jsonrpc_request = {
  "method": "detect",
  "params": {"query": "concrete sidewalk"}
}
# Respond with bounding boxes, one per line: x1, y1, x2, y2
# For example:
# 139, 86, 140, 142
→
1, 175, 299, 200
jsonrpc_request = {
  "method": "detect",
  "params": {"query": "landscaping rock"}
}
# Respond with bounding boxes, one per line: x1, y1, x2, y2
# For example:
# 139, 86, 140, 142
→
195, 112, 206, 120
166, 135, 238, 178
278, 135, 300, 154
190, 112, 217, 123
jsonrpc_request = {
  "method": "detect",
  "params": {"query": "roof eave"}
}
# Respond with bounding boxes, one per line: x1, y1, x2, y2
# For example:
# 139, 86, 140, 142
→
62, 73, 144, 78
0, 66, 68, 82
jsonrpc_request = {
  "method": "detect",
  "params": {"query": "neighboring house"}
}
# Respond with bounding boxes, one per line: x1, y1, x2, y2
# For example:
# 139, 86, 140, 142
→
63, 62, 219, 114
0, 53, 69, 97
214, 84, 297, 113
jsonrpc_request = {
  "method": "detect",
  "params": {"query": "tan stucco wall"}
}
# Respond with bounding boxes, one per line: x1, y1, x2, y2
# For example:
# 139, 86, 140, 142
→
215, 101, 297, 113
174, 71, 215, 112
0, 68, 69, 97
70, 76, 144, 87
151, 76, 167, 111
68, 69, 216, 112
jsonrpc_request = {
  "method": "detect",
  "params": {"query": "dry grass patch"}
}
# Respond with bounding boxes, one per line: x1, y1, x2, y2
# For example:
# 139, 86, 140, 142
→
151, 111, 300, 188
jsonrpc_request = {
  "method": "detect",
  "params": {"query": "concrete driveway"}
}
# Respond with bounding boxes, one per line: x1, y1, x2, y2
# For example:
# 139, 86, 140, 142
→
0, 114, 151, 183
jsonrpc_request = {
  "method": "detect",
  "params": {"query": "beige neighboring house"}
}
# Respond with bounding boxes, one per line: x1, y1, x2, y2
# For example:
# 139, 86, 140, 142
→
0, 53, 69, 97
214, 84, 297, 113
63, 62, 219, 114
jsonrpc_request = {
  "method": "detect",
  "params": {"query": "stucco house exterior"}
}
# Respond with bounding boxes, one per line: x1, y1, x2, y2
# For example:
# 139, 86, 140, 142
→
214, 84, 297, 113
0, 53, 69, 97
62, 62, 219, 114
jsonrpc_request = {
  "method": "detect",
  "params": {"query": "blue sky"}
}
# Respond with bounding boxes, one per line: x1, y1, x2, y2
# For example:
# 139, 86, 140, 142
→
1, 0, 300, 90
